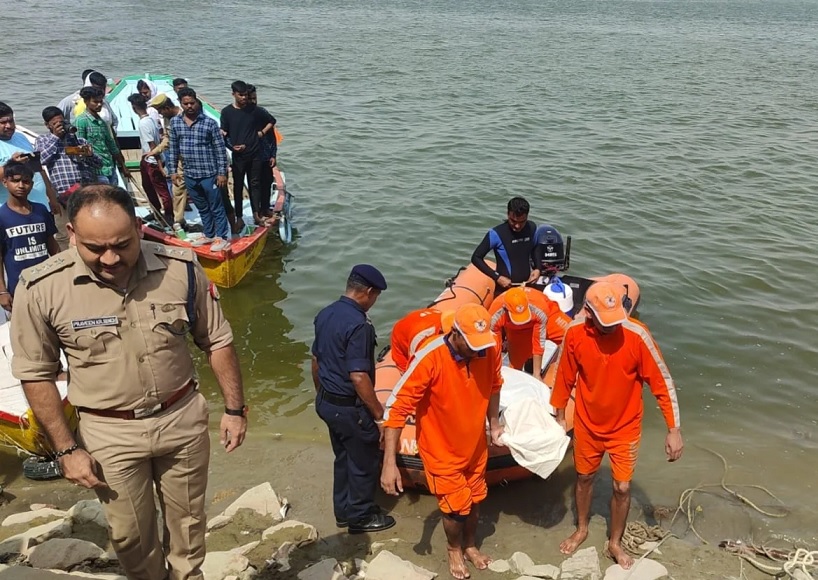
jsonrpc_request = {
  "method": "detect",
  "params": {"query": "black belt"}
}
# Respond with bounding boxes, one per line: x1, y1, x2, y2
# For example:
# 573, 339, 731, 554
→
319, 389, 359, 407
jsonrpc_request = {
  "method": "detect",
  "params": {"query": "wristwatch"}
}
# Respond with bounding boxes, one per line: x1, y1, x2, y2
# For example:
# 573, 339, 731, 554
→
225, 405, 249, 417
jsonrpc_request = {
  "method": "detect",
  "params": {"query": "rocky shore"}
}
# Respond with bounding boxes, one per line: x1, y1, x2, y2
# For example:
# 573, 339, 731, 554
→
0, 436, 795, 580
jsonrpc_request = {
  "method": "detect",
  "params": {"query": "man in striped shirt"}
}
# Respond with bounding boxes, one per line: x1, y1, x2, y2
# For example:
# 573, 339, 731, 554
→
551, 282, 683, 570
167, 88, 230, 250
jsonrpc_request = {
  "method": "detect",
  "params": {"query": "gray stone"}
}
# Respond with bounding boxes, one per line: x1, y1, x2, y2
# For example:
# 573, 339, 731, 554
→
603, 559, 669, 580
0, 518, 72, 556
525, 563, 561, 578
561, 546, 601, 580
366, 550, 437, 580
510, 551, 537, 574
202, 550, 252, 580
222, 482, 284, 520
488, 559, 511, 573
2, 508, 67, 527
515, 577, 541, 580
261, 520, 318, 545
27, 538, 105, 570
297, 558, 348, 580
67, 499, 108, 528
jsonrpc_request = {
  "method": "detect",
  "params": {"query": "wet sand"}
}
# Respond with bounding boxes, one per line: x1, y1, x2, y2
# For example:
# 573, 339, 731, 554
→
1, 426, 787, 580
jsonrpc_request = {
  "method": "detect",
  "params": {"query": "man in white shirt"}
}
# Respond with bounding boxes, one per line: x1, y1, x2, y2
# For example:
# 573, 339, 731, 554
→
128, 94, 173, 223
58, 71, 119, 134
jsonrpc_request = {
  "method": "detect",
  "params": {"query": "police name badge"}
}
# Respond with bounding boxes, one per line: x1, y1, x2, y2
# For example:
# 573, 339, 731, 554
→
71, 317, 119, 330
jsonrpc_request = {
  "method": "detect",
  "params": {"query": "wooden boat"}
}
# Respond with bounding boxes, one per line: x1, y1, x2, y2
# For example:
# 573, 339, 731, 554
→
0, 316, 76, 457
375, 263, 640, 490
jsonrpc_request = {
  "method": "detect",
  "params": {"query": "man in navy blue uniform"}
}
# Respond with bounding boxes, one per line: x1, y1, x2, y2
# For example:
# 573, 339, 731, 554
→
471, 197, 539, 293
311, 264, 396, 534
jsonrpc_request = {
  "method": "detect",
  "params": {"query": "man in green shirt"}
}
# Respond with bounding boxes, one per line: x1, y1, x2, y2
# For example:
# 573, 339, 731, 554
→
75, 87, 129, 185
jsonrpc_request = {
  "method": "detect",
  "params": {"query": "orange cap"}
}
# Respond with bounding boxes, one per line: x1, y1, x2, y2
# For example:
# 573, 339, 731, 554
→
504, 287, 531, 325
440, 310, 455, 333
585, 282, 627, 327
453, 304, 495, 351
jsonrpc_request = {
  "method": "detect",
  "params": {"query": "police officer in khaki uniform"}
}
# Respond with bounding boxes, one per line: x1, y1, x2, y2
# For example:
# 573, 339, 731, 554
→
11, 184, 248, 580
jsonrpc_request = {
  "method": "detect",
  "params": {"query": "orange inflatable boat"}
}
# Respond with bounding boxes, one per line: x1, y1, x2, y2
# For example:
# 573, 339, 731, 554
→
374, 263, 640, 490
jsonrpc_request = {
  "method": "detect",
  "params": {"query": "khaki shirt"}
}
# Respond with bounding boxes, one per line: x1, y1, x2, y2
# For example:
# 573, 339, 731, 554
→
11, 242, 233, 410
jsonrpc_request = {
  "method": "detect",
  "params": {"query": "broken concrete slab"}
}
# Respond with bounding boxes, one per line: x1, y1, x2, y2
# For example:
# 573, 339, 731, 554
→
296, 558, 348, 580
27, 538, 105, 570
488, 559, 511, 573
0, 518, 72, 557
261, 520, 318, 545
561, 546, 601, 580
222, 483, 284, 520
603, 558, 668, 580
510, 551, 536, 574
201, 551, 252, 580
525, 563, 561, 578
366, 550, 436, 580
2, 509, 67, 527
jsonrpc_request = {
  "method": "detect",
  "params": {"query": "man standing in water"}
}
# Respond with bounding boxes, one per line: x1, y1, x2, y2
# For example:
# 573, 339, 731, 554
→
312, 265, 396, 534
11, 185, 247, 579
551, 282, 683, 569
381, 303, 504, 580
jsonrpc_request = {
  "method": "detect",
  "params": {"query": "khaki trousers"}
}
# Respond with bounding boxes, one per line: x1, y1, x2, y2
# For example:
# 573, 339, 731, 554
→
78, 391, 210, 580
54, 207, 70, 251
172, 164, 188, 224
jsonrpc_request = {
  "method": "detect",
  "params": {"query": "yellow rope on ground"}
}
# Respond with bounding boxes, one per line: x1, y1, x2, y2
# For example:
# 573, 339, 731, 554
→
621, 520, 670, 555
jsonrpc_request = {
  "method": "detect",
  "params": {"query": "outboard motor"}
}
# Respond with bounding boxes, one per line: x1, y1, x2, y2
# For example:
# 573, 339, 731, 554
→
533, 224, 568, 274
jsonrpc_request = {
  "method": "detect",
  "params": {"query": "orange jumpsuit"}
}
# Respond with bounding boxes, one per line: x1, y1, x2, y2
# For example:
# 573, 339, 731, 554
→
390, 308, 445, 373
384, 335, 503, 515
489, 287, 571, 369
551, 317, 680, 482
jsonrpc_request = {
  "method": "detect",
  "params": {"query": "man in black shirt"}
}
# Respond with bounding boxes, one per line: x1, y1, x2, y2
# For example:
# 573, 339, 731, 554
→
220, 80, 275, 226
471, 197, 540, 293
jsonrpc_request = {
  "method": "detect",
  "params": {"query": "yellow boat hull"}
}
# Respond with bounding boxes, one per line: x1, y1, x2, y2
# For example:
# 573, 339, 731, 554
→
0, 402, 78, 457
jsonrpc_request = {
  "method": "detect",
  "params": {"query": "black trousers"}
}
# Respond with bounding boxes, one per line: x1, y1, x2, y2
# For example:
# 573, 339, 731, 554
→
231, 154, 265, 219
315, 396, 380, 523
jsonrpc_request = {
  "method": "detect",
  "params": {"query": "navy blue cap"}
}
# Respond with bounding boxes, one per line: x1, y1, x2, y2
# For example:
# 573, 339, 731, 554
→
349, 264, 387, 291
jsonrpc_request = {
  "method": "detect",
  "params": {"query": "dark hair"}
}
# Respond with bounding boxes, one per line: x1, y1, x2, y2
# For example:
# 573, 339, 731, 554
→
2, 161, 34, 181
507, 196, 530, 215
172, 78, 187, 88
136, 80, 149, 92
246, 84, 256, 93
67, 184, 136, 223
346, 273, 372, 292
88, 72, 107, 88
81, 69, 96, 81
0, 101, 13, 118
80, 86, 105, 101
231, 80, 249, 94
42, 106, 64, 123
177, 87, 197, 101
127, 93, 148, 110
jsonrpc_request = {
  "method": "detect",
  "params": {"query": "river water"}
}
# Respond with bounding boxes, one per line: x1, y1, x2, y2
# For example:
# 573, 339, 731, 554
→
3, 0, 817, 543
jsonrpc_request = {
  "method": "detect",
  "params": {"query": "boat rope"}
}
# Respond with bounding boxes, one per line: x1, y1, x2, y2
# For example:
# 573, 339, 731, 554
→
621, 521, 670, 555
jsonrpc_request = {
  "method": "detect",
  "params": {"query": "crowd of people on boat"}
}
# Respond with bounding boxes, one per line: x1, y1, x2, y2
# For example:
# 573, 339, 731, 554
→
312, 197, 684, 578
0, 71, 282, 313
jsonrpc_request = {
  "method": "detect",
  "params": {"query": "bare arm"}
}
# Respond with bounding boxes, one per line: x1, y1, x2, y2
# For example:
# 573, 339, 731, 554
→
46, 236, 60, 256
207, 344, 247, 452
311, 355, 320, 392
350, 371, 383, 420
380, 427, 403, 495
0, 254, 10, 311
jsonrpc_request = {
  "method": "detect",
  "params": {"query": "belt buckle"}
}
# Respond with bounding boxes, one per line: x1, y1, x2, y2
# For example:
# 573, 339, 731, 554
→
133, 403, 162, 419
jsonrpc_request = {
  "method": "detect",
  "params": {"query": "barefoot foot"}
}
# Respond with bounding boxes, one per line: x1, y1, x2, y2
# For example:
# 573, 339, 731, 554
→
447, 547, 471, 579
464, 546, 492, 570
559, 528, 589, 555
604, 541, 634, 569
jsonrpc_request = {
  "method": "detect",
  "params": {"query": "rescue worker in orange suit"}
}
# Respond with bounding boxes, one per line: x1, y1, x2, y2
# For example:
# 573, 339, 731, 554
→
488, 286, 571, 379
390, 307, 454, 373
381, 304, 504, 580
550, 282, 683, 569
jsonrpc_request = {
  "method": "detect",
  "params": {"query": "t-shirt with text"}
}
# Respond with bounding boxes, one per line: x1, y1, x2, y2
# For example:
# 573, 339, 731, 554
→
0, 202, 57, 295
